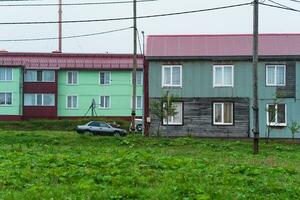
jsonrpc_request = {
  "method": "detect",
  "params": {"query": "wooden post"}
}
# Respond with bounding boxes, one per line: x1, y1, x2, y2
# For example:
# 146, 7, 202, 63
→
253, 0, 259, 154
131, 0, 137, 132
58, 0, 62, 52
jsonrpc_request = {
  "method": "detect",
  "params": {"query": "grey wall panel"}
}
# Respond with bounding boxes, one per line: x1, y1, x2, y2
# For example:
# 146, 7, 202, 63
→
149, 97, 250, 137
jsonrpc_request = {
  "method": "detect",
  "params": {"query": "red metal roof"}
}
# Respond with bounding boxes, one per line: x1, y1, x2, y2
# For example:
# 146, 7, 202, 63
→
146, 34, 300, 57
0, 52, 144, 69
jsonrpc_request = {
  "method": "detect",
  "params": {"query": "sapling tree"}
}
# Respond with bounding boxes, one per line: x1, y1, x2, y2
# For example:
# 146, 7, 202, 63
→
150, 92, 177, 137
288, 121, 300, 141
265, 92, 282, 143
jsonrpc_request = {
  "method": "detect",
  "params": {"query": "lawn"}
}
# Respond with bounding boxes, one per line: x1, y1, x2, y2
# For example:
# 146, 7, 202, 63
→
0, 131, 300, 200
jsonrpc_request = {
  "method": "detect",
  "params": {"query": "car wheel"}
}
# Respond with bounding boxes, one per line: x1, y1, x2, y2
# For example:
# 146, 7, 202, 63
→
136, 124, 143, 132
114, 131, 120, 136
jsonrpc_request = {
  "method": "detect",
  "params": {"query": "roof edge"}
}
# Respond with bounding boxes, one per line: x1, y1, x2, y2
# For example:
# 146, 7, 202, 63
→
146, 55, 300, 61
0, 51, 144, 58
147, 33, 300, 38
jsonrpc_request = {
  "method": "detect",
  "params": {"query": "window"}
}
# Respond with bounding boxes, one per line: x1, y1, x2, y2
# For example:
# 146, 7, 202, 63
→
24, 70, 55, 82
67, 71, 78, 85
266, 65, 286, 86
43, 71, 55, 82
24, 94, 55, 106
99, 71, 111, 85
162, 65, 182, 87
36, 94, 43, 106
0, 68, 13, 81
67, 96, 78, 109
24, 70, 37, 82
37, 71, 43, 82
24, 94, 35, 106
163, 102, 183, 125
213, 102, 233, 125
99, 122, 110, 128
132, 96, 143, 109
213, 65, 234, 87
99, 96, 110, 109
43, 94, 55, 106
0, 92, 12, 106
89, 121, 100, 127
133, 71, 143, 85
266, 104, 287, 126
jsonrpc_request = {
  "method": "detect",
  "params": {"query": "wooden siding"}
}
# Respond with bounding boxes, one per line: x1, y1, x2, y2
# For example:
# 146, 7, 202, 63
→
149, 97, 249, 137
277, 61, 296, 98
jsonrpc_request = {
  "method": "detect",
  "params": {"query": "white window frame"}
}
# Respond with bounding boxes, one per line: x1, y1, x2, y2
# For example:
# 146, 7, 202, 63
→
132, 71, 143, 86
42, 70, 55, 82
0, 68, 13, 81
99, 95, 111, 109
66, 95, 78, 109
213, 102, 234, 125
24, 70, 55, 82
266, 104, 287, 127
162, 65, 182, 87
213, 65, 234, 87
0, 92, 13, 106
99, 71, 111, 85
266, 65, 286, 86
163, 102, 183, 125
131, 96, 143, 109
24, 93, 55, 106
66, 71, 79, 85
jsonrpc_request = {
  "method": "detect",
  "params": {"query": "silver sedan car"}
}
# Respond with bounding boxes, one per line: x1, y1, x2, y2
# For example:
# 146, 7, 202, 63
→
76, 121, 127, 136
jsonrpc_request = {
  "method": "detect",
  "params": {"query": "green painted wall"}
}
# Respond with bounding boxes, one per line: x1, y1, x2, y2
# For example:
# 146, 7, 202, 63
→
0, 67, 22, 116
149, 61, 290, 99
256, 99, 300, 138
297, 62, 300, 100
58, 70, 143, 117
149, 61, 300, 138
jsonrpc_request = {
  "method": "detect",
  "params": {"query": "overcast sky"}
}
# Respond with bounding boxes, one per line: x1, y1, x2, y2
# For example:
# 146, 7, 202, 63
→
0, 0, 299, 53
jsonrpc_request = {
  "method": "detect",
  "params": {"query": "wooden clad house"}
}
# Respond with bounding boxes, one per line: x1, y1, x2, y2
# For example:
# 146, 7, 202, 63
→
144, 34, 300, 138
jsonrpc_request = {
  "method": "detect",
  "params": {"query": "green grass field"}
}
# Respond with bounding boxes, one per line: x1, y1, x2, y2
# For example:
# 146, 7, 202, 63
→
0, 131, 300, 199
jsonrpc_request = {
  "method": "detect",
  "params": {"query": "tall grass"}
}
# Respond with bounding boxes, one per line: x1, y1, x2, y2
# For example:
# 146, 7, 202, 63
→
0, 118, 130, 131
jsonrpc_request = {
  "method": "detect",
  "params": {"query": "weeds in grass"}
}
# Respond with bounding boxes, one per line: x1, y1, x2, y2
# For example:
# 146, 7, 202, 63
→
0, 131, 299, 199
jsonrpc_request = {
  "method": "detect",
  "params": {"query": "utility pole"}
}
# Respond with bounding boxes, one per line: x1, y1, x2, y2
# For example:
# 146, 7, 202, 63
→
253, 0, 259, 154
131, 0, 137, 132
58, 0, 62, 52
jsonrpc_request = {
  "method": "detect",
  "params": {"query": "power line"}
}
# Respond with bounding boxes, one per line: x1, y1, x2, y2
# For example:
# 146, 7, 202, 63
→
0, 0, 157, 7
0, 0, 41, 2
288, 0, 300, 3
260, 2, 300, 12
268, 0, 296, 9
0, 26, 132, 42
0, 2, 252, 25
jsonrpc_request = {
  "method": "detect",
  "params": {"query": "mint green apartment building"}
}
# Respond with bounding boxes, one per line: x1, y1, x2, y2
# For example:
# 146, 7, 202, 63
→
0, 52, 143, 120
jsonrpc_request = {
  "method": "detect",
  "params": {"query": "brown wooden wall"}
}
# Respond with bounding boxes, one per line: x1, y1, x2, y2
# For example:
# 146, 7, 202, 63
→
149, 97, 250, 137
277, 61, 296, 98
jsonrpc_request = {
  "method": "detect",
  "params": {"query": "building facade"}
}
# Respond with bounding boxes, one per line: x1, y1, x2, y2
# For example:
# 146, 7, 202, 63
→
144, 34, 300, 138
0, 52, 143, 120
